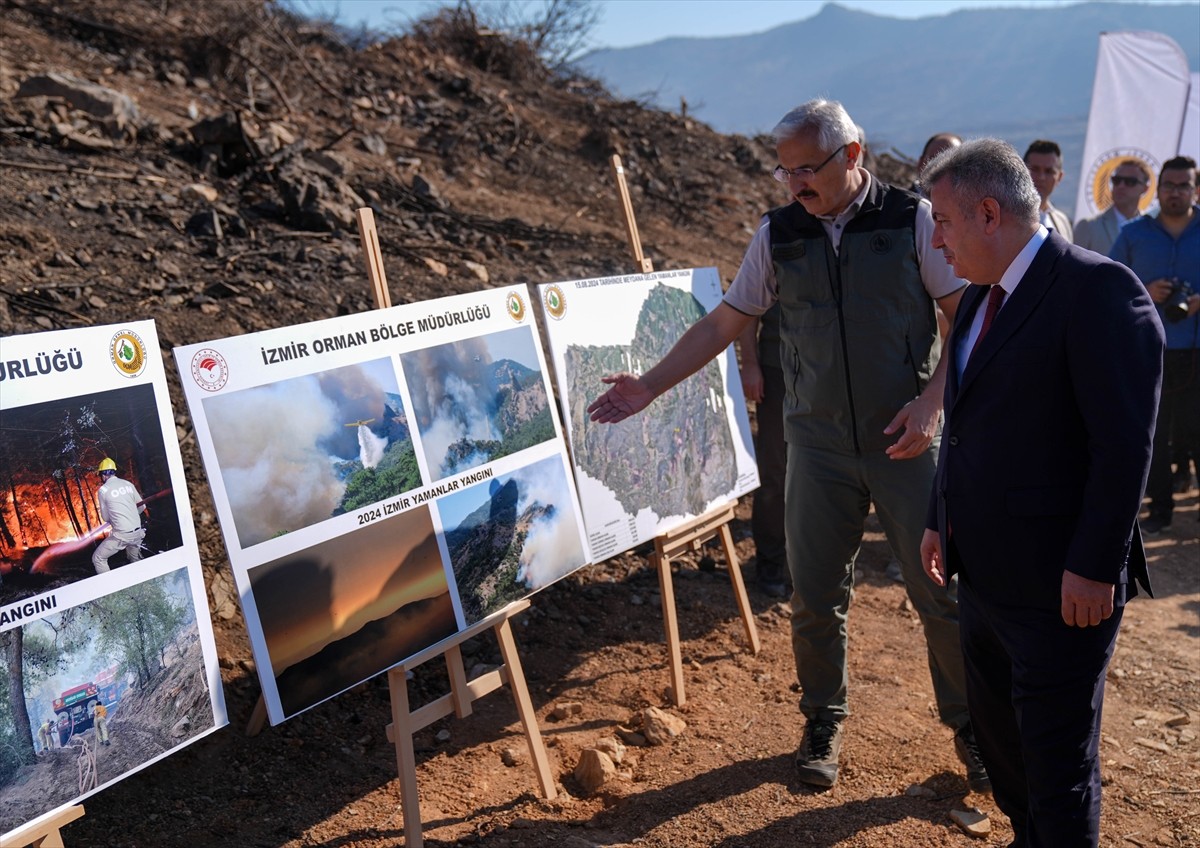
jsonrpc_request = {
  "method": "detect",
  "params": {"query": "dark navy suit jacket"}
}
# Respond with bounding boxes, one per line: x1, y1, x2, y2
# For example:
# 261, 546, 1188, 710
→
927, 231, 1163, 611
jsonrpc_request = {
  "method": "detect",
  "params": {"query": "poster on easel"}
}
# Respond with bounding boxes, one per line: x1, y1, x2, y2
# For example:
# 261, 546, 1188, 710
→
537, 268, 759, 562
175, 286, 589, 725
0, 321, 228, 840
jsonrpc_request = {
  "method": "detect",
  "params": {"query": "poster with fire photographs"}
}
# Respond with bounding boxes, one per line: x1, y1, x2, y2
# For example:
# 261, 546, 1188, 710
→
0, 320, 228, 841
174, 286, 588, 725
537, 268, 760, 562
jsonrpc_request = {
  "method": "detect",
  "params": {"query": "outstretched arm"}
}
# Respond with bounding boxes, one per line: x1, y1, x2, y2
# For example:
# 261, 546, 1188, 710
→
587, 303, 754, 423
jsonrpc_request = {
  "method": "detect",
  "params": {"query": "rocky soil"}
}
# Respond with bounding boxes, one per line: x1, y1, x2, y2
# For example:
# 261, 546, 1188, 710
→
2, 2, 1196, 846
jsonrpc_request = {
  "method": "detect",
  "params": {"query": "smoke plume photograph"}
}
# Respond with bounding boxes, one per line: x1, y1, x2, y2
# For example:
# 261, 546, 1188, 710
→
439, 455, 587, 624
0, 384, 183, 607
246, 505, 456, 720
399, 326, 555, 482
201, 358, 421, 549
0, 569, 217, 835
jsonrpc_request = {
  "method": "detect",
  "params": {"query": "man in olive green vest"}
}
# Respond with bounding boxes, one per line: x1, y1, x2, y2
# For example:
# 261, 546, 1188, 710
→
588, 99, 985, 792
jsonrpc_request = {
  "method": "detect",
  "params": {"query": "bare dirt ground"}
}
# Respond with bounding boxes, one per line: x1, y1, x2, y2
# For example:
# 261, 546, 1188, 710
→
1, 2, 1196, 846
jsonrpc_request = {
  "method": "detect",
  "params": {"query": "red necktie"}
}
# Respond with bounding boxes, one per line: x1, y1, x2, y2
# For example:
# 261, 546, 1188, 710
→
970, 285, 1006, 358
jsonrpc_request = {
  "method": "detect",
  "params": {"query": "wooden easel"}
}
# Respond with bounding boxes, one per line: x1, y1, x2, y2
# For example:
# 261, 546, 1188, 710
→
608, 156, 761, 707
4, 805, 85, 848
384, 599, 555, 848
246, 209, 555, 847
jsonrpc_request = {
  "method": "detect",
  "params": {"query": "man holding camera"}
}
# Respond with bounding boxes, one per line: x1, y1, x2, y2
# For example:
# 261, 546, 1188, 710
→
1110, 155, 1200, 532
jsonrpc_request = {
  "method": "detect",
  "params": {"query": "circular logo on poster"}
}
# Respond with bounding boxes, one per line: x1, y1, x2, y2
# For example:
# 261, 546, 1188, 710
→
110, 330, 147, 378
1084, 147, 1159, 217
190, 348, 229, 392
543, 285, 567, 320
506, 291, 526, 322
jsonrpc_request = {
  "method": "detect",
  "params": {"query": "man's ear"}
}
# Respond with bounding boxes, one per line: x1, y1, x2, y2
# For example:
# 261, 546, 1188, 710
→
844, 141, 862, 168
979, 197, 1002, 233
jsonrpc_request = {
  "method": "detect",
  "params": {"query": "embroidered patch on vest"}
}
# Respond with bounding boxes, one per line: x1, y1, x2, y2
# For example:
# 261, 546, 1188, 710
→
870, 233, 892, 254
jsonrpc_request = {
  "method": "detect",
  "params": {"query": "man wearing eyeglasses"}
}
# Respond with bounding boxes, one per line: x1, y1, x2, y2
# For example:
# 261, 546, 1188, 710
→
588, 99, 982, 791
1074, 160, 1152, 255
1110, 156, 1200, 534
1024, 140, 1074, 241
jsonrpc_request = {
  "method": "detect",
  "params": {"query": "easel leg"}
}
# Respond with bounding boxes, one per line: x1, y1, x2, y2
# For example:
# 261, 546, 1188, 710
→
245, 695, 268, 737
387, 667, 423, 848
654, 552, 687, 706
493, 618, 557, 800
720, 523, 761, 654
445, 644, 472, 719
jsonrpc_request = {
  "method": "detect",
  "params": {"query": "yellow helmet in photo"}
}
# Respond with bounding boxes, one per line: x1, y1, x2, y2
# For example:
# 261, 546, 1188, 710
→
97, 457, 117, 473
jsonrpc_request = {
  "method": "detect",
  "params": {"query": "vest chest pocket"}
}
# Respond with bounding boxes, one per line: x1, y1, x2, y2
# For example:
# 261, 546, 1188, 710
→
780, 301, 840, 329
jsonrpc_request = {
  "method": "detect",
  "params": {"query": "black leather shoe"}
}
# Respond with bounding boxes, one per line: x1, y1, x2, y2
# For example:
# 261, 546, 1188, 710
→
955, 725, 992, 794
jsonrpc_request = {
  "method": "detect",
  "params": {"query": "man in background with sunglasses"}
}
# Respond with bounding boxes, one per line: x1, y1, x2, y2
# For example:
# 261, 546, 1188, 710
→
588, 99, 982, 792
1075, 160, 1152, 255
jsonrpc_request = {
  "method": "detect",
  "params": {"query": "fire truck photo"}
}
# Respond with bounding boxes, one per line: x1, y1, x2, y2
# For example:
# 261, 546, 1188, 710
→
52, 681, 100, 744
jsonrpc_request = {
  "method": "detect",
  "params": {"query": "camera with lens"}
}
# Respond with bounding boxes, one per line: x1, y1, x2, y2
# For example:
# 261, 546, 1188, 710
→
1164, 277, 1195, 323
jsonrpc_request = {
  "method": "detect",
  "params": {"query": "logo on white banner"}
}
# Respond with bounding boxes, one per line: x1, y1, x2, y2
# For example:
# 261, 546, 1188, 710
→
1084, 147, 1160, 214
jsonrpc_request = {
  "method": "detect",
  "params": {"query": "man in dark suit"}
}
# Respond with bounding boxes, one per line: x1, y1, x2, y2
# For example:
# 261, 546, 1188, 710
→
918, 139, 1163, 847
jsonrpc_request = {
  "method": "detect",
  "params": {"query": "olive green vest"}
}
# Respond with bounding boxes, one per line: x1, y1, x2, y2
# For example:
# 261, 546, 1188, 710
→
769, 180, 939, 453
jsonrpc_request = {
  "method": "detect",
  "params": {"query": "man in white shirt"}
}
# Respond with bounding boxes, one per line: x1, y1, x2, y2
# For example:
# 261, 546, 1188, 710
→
1024, 139, 1074, 241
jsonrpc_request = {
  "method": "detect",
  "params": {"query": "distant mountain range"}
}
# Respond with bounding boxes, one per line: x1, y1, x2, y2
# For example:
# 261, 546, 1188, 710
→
576, 1, 1200, 217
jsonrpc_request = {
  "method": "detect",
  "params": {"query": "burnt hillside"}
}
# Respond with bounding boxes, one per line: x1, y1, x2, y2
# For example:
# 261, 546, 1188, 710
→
0, 0, 821, 343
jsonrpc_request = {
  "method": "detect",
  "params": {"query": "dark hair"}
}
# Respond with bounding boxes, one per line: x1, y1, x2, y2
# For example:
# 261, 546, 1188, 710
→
1023, 139, 1062, 160
1161, 155, 1197, 176
921, 133, 962, 160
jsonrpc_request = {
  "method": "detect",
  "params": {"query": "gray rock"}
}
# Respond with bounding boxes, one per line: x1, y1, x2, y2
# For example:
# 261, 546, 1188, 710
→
16, 72, 140, 136
360, 134, 388, 156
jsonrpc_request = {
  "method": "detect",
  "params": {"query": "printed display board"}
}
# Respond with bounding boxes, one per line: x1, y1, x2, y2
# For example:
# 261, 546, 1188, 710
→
175, 287, 588, 724
0, 321, 228, 840
538, 268, 759, 561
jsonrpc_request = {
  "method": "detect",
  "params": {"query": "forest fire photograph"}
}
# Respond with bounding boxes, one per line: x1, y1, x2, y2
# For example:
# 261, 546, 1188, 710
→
440, 454, 588, 624
201, 357, 420, 550
0, 383, 183, 607
399, 325, 556, 482
0, 568, 219, 834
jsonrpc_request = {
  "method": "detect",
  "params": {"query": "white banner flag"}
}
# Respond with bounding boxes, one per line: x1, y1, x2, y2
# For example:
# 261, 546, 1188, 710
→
1074, 30, 1192, 222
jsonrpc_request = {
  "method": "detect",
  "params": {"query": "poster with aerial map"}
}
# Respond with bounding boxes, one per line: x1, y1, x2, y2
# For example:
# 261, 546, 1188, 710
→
0, 321, 227, 842
538, 269, 759, 562
175, 286, 588, 724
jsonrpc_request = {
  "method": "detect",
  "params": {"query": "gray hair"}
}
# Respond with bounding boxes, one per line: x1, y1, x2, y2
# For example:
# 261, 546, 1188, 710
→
772, 99, 859, 152
921, 138, 1040, 226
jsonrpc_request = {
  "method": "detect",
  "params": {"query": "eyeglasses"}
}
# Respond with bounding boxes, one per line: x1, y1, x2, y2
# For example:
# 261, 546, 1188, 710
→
1160, 180, 1197, 193
1110, 175, 1147, 187
773, 144, 847, 183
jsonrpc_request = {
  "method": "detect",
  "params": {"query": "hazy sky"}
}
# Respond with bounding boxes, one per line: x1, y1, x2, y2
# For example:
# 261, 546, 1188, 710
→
284, 0, 1184, 51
